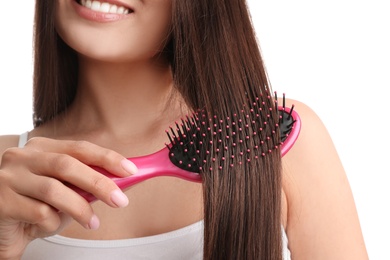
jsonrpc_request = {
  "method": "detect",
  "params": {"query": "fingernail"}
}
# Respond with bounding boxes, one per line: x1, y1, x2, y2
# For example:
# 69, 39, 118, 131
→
88, 214, 100, 230
121, 159, 138, 174
110, 189, 129, 208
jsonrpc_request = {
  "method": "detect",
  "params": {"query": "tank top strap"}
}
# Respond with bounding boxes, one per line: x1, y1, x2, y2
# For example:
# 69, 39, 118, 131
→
18, 131, 29, 148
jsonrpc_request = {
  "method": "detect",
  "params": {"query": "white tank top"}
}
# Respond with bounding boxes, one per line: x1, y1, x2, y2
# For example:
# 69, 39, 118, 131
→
18, 132, 291, 259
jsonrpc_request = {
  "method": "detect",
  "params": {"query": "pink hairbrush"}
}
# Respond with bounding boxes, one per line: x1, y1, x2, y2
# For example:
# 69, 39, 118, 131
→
71, 93, 301, 202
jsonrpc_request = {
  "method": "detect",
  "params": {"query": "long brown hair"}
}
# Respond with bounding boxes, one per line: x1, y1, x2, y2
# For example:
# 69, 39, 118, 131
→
33, 1, 282, 259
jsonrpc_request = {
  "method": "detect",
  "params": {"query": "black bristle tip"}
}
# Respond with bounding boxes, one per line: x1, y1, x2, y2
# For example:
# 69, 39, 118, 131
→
278, 94, 295, 142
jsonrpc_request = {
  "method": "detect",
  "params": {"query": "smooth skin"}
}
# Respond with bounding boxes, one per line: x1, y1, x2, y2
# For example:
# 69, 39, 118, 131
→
0, 0, 368, 259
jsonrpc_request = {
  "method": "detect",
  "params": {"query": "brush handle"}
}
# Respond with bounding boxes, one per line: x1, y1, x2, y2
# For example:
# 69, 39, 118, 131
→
70, 106, 301, 203
69, 147, 202, 203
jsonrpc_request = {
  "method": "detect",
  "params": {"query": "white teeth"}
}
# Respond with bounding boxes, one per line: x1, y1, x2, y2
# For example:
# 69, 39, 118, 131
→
80, 0, 131, 14
91, 1, 101, 11
109, 5, 117, 13
117, 6, 125, 14
100, 3, 110, 13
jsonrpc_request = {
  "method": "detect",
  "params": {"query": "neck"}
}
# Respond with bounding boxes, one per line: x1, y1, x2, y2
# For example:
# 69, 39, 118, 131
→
53, 57, 188, 154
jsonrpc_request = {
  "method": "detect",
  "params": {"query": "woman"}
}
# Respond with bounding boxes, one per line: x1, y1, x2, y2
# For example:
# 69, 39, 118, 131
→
0, 0, 367, 259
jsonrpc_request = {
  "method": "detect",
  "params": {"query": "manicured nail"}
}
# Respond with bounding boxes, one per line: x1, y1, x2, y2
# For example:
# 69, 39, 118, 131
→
110, 189, 129, 208
121, 159, 138, 174
88, 214, 100, 230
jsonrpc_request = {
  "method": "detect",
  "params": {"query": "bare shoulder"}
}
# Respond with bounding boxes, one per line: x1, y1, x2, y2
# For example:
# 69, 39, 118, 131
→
281, 98, 368, 259
0, 135, 20, 151
0, 135, 21, 160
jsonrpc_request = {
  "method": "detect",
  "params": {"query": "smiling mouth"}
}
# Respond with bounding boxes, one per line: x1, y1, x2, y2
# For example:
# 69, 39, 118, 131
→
76, 0, 133, 15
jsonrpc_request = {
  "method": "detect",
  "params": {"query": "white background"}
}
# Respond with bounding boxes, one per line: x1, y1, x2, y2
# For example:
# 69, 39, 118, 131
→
0, 1, 388, 259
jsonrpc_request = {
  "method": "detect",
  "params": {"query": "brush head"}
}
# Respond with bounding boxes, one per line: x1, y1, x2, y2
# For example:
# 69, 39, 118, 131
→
166, 93, 298, 174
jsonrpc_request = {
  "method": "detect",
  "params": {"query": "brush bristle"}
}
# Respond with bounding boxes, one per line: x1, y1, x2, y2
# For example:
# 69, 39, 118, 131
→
276, 92, 296, 142
166, 93, 296, 173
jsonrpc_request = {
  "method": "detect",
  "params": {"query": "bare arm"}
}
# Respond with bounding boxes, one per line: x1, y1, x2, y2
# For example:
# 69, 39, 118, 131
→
282, 99, 368, 259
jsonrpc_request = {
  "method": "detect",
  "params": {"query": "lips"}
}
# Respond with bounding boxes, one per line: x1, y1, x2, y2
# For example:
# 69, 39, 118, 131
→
77, 0, 134, 15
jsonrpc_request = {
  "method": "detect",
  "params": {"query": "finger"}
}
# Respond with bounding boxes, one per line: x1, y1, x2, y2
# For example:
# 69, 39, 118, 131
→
0, 190, 62, 236
24, 137, 138, 176
56, 212, 73, 234
2, 147, 129, 208
30, 212, 74, 238
10, 172, 104, 228
25, 151, 129, 207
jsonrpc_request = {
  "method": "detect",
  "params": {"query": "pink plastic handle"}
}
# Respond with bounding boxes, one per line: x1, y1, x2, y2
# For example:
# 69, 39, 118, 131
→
68, 147, 202, 202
